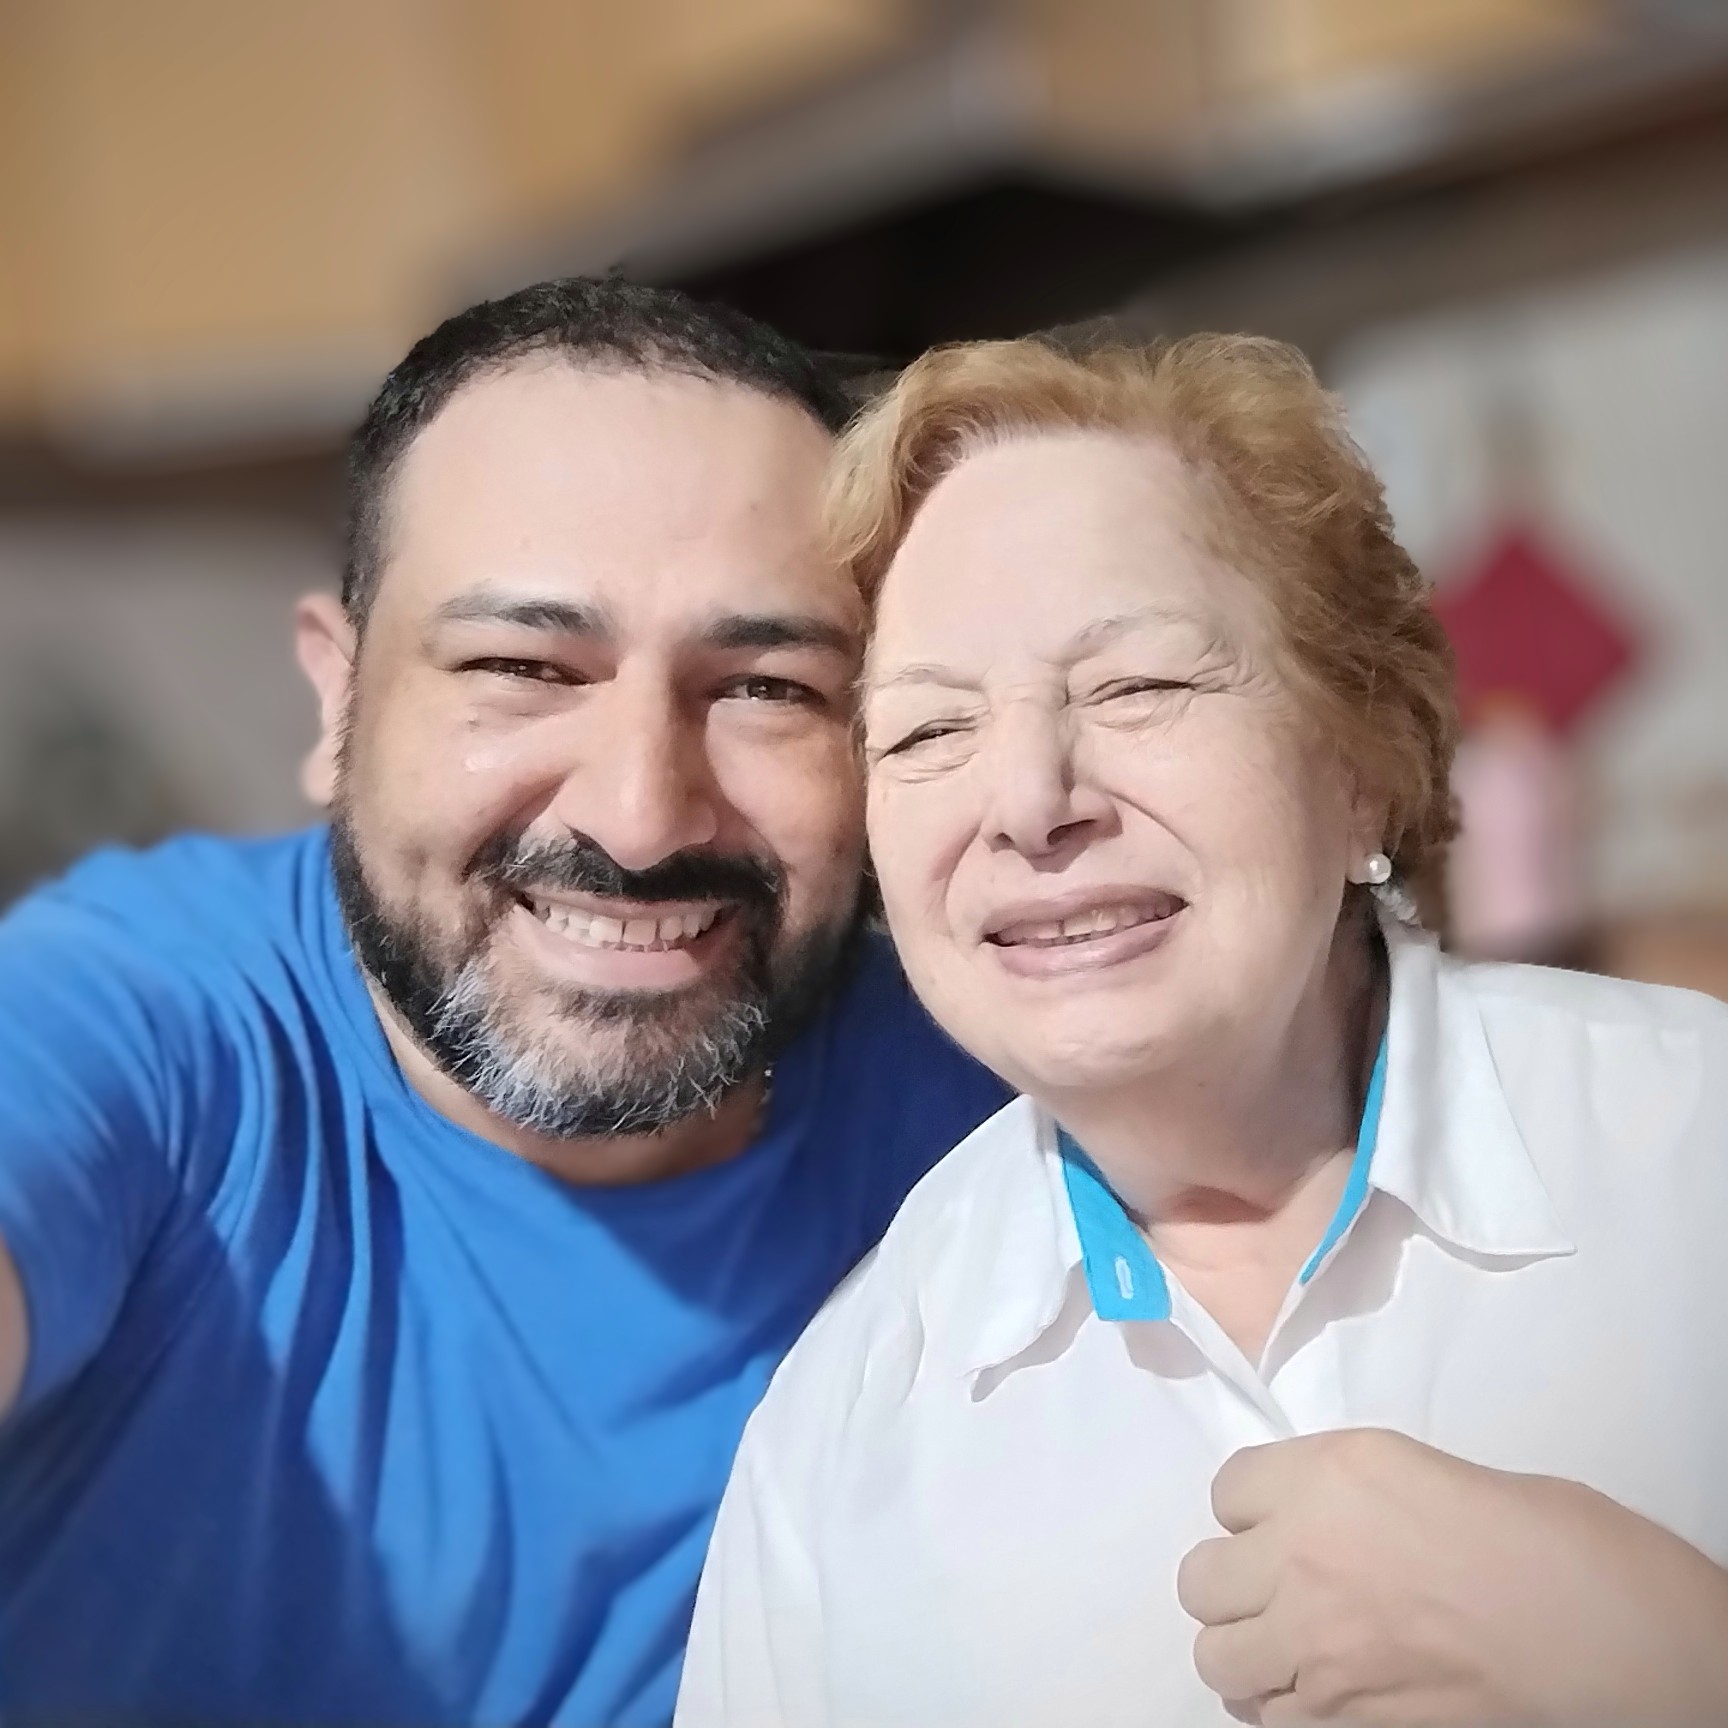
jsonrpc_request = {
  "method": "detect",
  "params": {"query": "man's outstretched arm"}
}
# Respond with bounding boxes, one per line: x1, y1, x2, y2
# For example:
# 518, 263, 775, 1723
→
0, 1238, 25, 1418
0, 881, 195, 1425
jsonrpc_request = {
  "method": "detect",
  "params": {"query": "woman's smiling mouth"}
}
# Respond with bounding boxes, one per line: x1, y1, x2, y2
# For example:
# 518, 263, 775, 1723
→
982, 890, 1187, 977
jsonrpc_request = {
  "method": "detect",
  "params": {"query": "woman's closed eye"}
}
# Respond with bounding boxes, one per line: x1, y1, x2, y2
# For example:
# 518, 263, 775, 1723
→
1090, 676, 1193, 703
873, 718, 973, 762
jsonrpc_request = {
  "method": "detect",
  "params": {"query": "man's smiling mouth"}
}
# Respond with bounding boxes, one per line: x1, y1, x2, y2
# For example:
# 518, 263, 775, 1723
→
518, 894, 730, 954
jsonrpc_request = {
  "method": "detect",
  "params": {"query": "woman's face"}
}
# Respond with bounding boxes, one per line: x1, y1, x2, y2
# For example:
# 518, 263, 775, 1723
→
862, 431, 1379, 1097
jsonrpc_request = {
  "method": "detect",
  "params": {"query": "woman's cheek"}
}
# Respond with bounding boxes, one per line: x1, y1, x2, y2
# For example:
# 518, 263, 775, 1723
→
872, 781, 949, 882
866, 792, 936, 934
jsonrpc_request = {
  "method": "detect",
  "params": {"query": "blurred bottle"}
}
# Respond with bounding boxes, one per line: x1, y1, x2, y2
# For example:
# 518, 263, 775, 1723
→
1447, 692, 1586, 965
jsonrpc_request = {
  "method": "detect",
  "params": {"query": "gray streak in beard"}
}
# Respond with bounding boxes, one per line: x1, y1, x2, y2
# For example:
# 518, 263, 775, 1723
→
426, 952, 772, 1139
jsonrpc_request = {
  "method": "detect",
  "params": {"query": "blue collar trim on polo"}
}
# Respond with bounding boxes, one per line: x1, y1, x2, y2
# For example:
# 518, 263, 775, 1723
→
1058, 1141, 1172, 1321
1057, 1030, 1390, 1321
1297, 1030, 1388, 1283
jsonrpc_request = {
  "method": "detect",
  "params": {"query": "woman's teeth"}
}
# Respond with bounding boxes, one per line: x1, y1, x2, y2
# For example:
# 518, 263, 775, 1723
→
527, 900, 723, 952
994, 901, 1179, 946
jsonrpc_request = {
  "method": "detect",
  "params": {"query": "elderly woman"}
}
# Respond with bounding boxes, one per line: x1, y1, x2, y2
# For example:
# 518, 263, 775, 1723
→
674, 336, 1728, 1727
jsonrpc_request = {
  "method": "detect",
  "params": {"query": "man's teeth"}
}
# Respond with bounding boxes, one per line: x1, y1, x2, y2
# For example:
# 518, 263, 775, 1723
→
528, 901, 724, 951
997, 902, 1179, 945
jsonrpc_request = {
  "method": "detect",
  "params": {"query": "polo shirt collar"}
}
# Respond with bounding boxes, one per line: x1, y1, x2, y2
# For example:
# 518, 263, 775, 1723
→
946, 1101, 1084, 1382
953, 911, 1574, 1383
1369, 915, 1575, 1260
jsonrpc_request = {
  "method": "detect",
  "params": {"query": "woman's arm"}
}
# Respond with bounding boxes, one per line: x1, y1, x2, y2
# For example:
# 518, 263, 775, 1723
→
675, 1431, 831, 1728
1181, 1428, 1728, 1726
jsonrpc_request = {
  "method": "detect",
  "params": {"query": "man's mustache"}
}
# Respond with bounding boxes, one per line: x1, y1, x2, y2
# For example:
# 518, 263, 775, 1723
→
472, 832, 785, 915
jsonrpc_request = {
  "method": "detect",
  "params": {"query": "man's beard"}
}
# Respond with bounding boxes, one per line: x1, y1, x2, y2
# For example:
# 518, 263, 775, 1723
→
329, 811, 862, 1140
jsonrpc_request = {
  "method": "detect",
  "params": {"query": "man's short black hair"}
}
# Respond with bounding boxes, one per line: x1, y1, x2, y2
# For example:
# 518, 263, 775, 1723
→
341, 276, 855, 627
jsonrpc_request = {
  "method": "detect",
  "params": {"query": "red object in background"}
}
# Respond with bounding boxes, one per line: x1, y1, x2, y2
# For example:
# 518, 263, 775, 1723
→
1434, 525, 1642, 735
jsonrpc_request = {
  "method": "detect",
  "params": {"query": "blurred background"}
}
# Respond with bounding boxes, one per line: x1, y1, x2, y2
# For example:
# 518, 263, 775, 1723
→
2, 0, 1725, 993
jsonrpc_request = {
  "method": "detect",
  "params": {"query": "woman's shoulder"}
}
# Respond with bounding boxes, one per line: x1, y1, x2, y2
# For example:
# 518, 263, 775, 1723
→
1455, 947, 1728, 1040
1450, 950, 1728, 1202
1458, 946, 1728, 1022
741, 1095, 1043, 1447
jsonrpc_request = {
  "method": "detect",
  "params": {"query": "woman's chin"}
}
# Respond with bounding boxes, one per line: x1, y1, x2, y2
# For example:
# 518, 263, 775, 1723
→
989, 1015, 1190, 1102
915, 961, 1210, 1098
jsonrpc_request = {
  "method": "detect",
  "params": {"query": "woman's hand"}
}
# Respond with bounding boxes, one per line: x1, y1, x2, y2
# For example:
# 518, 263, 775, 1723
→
1177, 1428, 1728, 1726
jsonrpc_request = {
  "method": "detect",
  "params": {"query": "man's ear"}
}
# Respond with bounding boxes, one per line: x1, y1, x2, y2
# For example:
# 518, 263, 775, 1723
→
294, 590, 355, 809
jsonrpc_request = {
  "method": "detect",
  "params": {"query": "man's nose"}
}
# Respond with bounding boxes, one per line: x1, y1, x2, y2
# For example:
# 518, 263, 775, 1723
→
979, 707, 1112, 861
547, 686, 721, 871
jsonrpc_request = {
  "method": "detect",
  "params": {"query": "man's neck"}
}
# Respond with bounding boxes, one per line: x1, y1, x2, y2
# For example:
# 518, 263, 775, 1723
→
366, 981, 770, 1186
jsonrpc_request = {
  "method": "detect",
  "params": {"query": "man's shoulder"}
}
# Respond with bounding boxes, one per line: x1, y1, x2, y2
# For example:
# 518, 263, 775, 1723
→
792, 929, 1011, 1201
877, 1090, 1041, 1223
10, 827, 331, 978
819, 927, 933, 1034
745, 1097, 1039, 1441
41, 826, 326, 931
1, 826, 343, 1063
819, 928, 1005, 1095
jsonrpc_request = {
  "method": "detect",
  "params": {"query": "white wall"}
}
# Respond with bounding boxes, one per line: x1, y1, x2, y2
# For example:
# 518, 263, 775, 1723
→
1332, 241, 1728, 915
0, 513, 328, 894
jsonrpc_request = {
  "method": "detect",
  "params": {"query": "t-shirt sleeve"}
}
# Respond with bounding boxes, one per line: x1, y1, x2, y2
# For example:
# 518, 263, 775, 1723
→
0, 882, 216, 1414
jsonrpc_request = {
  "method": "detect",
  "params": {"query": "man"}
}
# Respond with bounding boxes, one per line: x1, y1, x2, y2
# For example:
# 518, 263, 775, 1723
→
0, 278, 1006, 1726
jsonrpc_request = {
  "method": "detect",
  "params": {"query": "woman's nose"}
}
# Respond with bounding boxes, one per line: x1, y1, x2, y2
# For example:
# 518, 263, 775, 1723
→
978, 710, 1112, 861
547, 687, 721, 870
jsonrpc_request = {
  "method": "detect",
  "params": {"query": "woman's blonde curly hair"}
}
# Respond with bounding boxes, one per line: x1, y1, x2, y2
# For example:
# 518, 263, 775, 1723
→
823, 332, 1459, 883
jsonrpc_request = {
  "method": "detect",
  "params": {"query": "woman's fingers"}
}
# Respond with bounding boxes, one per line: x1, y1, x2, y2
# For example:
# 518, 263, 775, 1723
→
1192, 1614, 1297, 1705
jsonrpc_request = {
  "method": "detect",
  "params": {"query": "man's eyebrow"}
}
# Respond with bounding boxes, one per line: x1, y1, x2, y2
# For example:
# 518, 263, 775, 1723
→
430, 592, 616, 637
701, 613, 859, 656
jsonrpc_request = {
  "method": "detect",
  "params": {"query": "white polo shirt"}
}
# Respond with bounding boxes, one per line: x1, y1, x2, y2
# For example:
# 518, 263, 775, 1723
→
676, 923, 1728, 1728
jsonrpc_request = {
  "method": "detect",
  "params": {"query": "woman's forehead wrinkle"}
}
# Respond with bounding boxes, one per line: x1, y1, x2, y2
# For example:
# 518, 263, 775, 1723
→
860, 657, 981, 697
1063, 602, 1223, 658
862, 605, 1238, 703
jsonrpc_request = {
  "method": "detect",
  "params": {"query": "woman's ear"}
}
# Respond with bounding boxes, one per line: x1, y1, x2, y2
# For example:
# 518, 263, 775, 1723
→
293, 591, 355, 809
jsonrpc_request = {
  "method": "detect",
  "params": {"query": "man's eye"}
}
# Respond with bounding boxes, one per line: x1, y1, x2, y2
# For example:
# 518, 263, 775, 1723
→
460, 657, 574, 685
723, 676, 819, 706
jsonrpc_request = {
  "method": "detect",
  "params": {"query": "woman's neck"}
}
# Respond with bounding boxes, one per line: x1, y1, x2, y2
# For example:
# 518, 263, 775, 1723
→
1048, 909, 1387, 1358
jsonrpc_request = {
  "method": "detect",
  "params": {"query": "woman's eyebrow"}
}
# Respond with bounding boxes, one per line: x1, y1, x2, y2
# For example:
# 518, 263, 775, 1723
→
864, 604, 1229, 696
866, 662, 979, 694
1065, 603, 1220, 658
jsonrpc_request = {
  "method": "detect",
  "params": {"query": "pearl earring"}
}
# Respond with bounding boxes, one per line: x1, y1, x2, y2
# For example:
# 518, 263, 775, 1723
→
1359, 852, 1392, 885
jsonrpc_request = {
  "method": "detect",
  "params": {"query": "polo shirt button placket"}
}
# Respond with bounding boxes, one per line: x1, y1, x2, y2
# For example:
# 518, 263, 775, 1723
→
1164, 1282, 1298, 1442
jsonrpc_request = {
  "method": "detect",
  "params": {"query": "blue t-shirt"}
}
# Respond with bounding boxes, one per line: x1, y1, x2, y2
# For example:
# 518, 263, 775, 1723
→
0, 829, 1006, 1726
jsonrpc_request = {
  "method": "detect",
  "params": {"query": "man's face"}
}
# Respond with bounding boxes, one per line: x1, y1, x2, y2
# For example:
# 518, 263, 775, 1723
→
319, 360, 867, 1138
